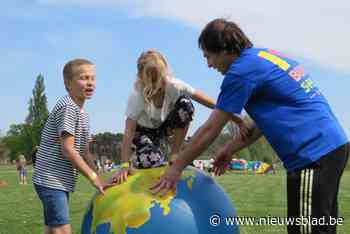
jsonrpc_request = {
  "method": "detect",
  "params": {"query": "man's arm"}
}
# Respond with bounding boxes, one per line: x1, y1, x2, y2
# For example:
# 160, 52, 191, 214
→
212, 122, 262, 175
170, 124, 190, 159
150, 109, 231, 195
172, 109, 232, 170
223, 121, 262, 155
191, 90, 250, 139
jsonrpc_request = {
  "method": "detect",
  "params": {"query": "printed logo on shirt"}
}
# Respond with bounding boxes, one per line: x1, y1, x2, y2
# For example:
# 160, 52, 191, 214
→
289, 65, 320, 96
268, 49, 289, 58
289, 65, 305, 82
258, 49, 321, 98
258, 51, 290, 71
300, 78, 315, 93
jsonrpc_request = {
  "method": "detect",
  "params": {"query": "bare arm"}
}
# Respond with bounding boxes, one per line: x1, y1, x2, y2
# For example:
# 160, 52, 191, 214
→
109, 118, 137, 184
191, 90, 216, 109
170, 124, 190, 160
120, 118, 137, 163
150, 109, 232, 195
61, 133, 107, 193
61, 134, 96, 180
212, 122, 262, 176
173, 109, 232, 170
191, 90, 248, 135
223, 121, 262, 155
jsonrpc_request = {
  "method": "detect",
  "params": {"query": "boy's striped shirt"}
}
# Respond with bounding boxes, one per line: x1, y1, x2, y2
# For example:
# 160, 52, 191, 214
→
33, 95, 90, 192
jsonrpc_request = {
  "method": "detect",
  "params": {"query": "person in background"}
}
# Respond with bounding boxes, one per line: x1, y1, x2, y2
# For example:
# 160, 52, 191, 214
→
17, 154, 28, 185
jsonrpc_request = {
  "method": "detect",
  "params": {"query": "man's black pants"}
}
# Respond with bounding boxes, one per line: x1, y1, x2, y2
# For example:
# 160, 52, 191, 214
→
287, 143, 349, 234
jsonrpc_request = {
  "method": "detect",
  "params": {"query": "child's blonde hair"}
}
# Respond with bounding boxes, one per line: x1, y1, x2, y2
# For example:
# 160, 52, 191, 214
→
135, 50, 171, 104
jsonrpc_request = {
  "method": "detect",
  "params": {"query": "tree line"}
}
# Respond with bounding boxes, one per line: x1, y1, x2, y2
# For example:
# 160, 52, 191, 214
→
0, 75, 48, 163
2, 76, 345, 170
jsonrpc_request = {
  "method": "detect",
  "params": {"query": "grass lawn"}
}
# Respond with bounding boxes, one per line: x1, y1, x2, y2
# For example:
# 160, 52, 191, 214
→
0, 165, 349, 234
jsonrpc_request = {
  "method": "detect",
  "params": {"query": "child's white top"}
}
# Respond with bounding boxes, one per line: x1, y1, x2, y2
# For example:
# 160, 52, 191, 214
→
126, 77, 195, 128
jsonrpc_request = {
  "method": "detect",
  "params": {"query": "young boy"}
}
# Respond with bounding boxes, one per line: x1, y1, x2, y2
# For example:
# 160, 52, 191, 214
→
33, 58, 110, 234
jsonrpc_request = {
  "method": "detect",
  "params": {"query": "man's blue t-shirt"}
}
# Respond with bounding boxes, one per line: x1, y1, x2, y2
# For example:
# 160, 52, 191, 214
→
216, 48, 348, 171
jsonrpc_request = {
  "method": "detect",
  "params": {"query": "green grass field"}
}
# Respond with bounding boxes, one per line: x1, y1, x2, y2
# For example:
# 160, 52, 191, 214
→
0, 165, 349, 234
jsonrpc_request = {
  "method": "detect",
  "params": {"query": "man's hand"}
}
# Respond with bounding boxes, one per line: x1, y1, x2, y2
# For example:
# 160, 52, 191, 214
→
149, 164, 182, 197
213, 148, 233, 176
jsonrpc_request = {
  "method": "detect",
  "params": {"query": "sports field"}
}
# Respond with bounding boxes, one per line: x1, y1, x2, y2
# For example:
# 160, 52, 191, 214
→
0, 165, 349, 234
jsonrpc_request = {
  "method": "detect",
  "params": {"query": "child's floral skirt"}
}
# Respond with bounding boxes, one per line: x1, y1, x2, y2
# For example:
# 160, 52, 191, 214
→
131, 96, 194, 169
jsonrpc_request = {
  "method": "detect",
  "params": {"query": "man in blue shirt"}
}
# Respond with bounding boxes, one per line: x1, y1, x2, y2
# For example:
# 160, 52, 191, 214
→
151, 18, 349, 234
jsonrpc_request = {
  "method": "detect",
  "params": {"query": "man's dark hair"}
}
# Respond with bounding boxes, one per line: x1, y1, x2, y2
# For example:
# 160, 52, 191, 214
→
198, 18, 253, 55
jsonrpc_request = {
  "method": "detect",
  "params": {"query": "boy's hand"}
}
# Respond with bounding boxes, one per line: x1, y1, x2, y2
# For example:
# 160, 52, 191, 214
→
101, 180, 115, 191
92, 176, 108, 194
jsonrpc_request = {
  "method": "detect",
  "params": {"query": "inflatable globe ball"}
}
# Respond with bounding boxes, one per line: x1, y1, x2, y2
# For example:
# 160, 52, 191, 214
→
81, 166, 239, 234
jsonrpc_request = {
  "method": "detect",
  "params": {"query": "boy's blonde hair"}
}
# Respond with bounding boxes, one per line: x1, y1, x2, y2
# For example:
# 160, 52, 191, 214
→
135, 50, 171, 104
63, 58, 94, 91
